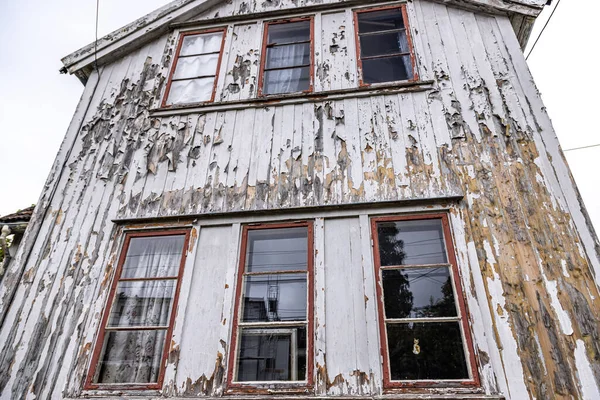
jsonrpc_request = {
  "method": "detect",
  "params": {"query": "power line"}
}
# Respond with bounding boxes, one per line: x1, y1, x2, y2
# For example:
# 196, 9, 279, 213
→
563, 143, 600, 152
526, 0, 562, 60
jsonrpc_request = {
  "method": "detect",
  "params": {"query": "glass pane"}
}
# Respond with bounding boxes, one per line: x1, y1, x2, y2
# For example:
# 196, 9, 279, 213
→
246, 227, 308, 272
360, 31, 409, 57
172, 53, 219, 80
166, 77, 215, 105
377, 219, 446, 266
263, 66, 310, 95
93, 329, 167, 384
386, 322, 468, 380
266, 43, 310, 69
267, 21, 310, 45
382, 267, 457, 318
241, 274, 307, 322
237, 326, 307, 382
180, 32, 223, 56
357, 9, 405, 34
362, 55, 413, 84
121, 235, 185, 279
108, 280, 176, 327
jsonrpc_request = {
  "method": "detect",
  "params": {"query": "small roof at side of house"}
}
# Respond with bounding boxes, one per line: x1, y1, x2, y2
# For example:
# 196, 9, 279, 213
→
61, 0, 547, 84
0, 206, 35, 225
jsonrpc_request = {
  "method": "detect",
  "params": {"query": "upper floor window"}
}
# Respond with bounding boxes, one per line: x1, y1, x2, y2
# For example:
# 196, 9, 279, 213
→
228, 222, 314, 388
371, 214, 478, 388
85, 230, 190, 390
259, 18, 314, 96
354, 6, 417, 85
163, 29, 226, 106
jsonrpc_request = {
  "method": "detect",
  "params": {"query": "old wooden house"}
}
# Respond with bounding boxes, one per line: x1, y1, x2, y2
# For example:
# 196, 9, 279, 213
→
1, 0, 599, 398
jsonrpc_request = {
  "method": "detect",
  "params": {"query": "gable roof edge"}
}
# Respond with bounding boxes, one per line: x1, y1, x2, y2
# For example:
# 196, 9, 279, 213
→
60, 0, 222, 82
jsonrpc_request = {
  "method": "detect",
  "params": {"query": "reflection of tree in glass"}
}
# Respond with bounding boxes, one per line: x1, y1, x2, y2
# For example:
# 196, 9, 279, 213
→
379, 224, 413, 318
418, 276, 456, 318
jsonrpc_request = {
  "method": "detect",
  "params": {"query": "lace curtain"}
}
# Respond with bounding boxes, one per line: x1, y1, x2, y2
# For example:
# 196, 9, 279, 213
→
95, 236, 184, 384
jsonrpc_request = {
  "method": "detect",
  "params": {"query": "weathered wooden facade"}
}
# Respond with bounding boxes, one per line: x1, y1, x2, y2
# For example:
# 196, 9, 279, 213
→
1, 0, 599, 398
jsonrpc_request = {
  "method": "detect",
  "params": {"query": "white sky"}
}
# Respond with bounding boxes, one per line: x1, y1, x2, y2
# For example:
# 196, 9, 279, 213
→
0, 0, 598, 236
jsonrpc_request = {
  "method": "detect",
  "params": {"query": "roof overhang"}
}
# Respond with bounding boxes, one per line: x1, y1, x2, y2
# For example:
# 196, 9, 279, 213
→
61, 0, 546, 84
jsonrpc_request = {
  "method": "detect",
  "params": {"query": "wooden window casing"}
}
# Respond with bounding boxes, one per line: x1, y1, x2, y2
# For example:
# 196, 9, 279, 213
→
227, 221, 314, 392
162, 27, 227, 107
371, 214, 479, 390
353, 5, 419, 86
258, 17, 315, 96
84, 229, 191, 391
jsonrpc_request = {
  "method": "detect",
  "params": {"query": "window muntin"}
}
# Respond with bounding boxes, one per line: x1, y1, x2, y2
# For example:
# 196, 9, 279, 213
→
355, 6, 417, 85
260, 19, 313, 96
85, 230, 190, 389
372, 214, 478, 387
163, 29, 226, 106
229, 223, 313, 387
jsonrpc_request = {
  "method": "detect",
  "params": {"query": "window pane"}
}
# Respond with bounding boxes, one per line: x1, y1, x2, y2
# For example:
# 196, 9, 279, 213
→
94, 329, 167, 384
237, 326, 307, 382
242, 274, 307, 322
246, 227, 308, 272
172, 53, 219, 80
108, 280, 176, 327
180, 32, 223, 56
360, 31, 409, 57
386, 322, 468, 380
266, 43, 310, 69
263, 66, 310, 95
267, 21, 310, 45
357, 9, 405, 33
166, 77, 215, 105
121, 236, 185, 279
382, 267, 457, 318
362, 55, 413, 84
377, 219, 446, 266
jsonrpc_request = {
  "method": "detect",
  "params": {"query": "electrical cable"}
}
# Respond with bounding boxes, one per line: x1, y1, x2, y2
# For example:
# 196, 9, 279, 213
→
525, 0, 562, 60
563, 143, 600, 152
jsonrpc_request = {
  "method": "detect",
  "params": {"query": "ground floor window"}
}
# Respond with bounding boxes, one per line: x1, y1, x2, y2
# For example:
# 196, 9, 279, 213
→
85, 229, 190, 390
371, 214, 478, 388
228, 221, 314, 388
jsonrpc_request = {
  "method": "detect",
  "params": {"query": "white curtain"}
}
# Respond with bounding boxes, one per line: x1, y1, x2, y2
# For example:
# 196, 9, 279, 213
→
267, 44, 306, 94
95, 236, 183, 384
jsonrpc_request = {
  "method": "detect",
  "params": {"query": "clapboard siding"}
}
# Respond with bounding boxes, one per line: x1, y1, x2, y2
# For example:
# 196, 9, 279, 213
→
1, 0, 599, 399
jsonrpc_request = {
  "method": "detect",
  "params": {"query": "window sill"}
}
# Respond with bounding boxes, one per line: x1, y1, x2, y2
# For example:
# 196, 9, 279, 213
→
150, 80, 434, 116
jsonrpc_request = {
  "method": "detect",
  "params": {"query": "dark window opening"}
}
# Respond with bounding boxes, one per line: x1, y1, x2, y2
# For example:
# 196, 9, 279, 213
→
372, 215, 478, 388
355, 7, 416, 84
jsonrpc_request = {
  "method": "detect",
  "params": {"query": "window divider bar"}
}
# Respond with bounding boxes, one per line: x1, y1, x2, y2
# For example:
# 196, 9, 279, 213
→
359, 28, 406, 36
361, 52, 411, 61
244, 269, 308, 276
379, 263, 451, 270
267, 40, 311, 47
118, 276, 179, 282
384, 317, 461, 324
177, 51, 222, 58
238, 321, 308, 328
264, 64, 311, 72
104, 325, 170, 331
171, 74, 217, 82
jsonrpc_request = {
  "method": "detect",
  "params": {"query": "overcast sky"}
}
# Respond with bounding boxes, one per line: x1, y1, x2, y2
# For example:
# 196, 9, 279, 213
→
0, 0, 598, 234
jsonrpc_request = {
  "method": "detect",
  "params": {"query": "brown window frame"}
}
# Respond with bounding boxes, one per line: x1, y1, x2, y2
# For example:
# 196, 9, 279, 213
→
84, 228, 191, 391
161, 27, 227, 107
353, 4, 419, 87
257, 17, 315, 97
371, 213, 479, 390
227, 221, 315, 393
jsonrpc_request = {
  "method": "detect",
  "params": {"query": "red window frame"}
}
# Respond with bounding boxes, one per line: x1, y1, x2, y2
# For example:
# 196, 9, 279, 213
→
161, 27, 227, 107
257, 17, 315, 97
370, 213, 479, 390
227, 221, 315, 392
353, 4, 419, 87
84, 229, 191, 391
